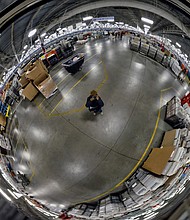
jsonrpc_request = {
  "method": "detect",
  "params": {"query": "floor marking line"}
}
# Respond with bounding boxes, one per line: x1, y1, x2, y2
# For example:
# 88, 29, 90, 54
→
96, 61, 109, 92
161, 87, 172, 92
49, 105, 86, 117
84, 53, 97, 63
49, 60, 108, 117
57, 74, 70, 86
33, 100, 49, 118
36, 53, 98, 108
29, 170, 35, 182
171, 87, 181, 96
49, 61, 102, 115
20, 149, 25, 164
74, 88, 170, 204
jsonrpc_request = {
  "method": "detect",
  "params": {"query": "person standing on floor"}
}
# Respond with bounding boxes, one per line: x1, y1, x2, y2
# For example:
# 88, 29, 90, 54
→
85, 90, 104, 115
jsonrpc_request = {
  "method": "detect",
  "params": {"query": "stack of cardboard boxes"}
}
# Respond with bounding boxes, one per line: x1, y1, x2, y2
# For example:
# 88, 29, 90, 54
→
165, 96, 186, 128
0, 113, 6, 130
130, 37, 140, 52
0, 134, 11, 150
142, 129, 188, 176
165, 96, 190, 129
19, 59, 57, 101
68, 127, 190, 219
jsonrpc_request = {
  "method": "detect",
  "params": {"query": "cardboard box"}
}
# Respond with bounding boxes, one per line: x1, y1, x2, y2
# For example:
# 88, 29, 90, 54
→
37, 76, 57, 99
142, 147, 174, 175
22, 82, 39, 101
23, 62, 32, 72
33, 71, 49, 87
0, 113, 6, 127
19, 74, 30, 88
161, 130, 180, 148
23, 59, 48, 72
25, 59, 48, 80
34, 59, 48, 73
26, 66, 48, 80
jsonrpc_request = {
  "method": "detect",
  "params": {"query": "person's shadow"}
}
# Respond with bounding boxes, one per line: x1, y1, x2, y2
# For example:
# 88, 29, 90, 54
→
81, 110, 98, 121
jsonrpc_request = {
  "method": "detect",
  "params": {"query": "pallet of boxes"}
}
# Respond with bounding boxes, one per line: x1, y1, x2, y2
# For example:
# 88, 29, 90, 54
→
143, 128, 190, 178
19, 59, 57, 101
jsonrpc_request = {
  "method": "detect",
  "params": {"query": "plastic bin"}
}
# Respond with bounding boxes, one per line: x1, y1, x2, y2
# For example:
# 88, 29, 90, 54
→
63, 53, 85, 74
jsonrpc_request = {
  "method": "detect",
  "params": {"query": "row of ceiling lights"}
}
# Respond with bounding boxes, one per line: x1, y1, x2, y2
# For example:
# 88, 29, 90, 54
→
26, 16, 154, 39
24, 16, 185, 61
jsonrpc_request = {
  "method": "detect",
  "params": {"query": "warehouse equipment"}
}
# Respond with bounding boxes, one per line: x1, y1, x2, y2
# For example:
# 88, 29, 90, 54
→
140, 43, 149, 55
147, 46, 157, 59
130, 37, 140, 52
155, 50, 164, 63
63, 53, 85, 74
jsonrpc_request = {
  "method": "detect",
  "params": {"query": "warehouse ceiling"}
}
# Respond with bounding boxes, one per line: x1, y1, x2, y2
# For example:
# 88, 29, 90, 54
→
0, 0, 190, 72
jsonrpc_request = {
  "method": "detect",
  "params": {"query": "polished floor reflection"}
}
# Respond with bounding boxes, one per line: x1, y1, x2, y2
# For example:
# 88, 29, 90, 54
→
7, 37, 186, 211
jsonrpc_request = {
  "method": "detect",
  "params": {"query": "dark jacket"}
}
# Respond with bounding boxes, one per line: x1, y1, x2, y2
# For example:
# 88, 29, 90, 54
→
85, 95, 104, 111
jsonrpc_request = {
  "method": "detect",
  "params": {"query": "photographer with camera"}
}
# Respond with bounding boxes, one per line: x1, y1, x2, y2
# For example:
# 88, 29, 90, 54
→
85, 90, 104, 116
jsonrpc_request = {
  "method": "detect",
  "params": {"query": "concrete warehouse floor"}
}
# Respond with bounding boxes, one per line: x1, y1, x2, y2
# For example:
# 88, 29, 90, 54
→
6, 36, 187, 210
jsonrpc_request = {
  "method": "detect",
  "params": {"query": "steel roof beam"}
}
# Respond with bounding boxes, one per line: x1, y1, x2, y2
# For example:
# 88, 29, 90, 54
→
21, 5, 43, 53
167, 0, 190, 16
42, 0, 190, 37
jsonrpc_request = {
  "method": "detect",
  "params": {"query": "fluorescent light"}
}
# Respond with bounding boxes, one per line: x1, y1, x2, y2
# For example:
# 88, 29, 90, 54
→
185, 54, 188, 58
167, 39, 172, 42
83, 16, 93, 21
176, 42, 181, 47
40, 33, 46, 37
28, 28, 37, 37
143, 24, 150, 29
141, 17, 154, 24
56, 27, 61, 31
0, 188, 12, 202
23, 45, 28, 49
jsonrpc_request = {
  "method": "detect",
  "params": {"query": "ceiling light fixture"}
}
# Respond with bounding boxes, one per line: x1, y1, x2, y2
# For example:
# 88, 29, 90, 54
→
28, 29, 37, 37
143, 24, 150, 29
176, 42, 181, 48
141, 17, 154, 24
40, 33, 46, 37
83, 16, 93, 21
23, 45, 28, 49
56, 27, 61, 31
